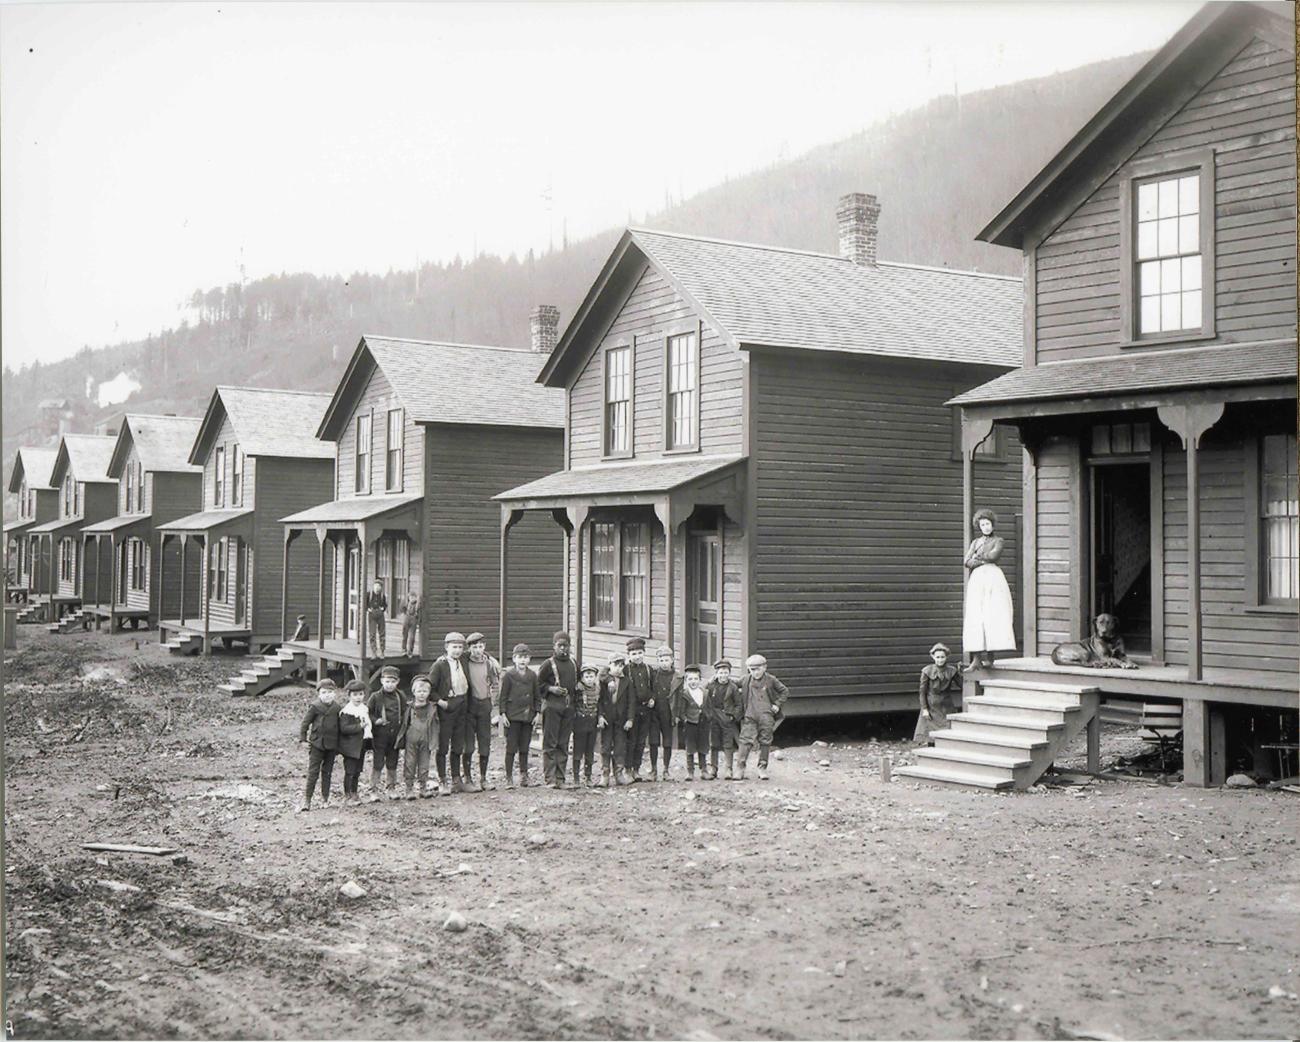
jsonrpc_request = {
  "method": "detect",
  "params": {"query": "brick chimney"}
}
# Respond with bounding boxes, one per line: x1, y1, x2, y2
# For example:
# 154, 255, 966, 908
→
836, 192, 882, 266
530, 304, 560, 354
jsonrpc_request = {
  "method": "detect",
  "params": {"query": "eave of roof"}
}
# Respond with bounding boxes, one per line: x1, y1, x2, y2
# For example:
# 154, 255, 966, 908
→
81, 514, 154, 535
52, 435, 118, 486
495, 454, 746, 503
29, 516, 86, 535
158, 507, 255, 533
190, 386, 334, 465
279, 493, 422, 526
8, 447, 59, 493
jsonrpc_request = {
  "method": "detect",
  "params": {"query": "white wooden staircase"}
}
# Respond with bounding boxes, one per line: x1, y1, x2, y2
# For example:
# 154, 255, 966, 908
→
163, 632, 203, 656
46, 609, 90, 634
218, 647, 308, 696
16, 602, 46, 624
897, 678, 1100, 791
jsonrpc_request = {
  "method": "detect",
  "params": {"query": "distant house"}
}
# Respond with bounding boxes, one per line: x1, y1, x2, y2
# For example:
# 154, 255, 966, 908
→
496, 202, 1023, 716
5, 446, 60, 613
157, 387, 334, 656
27, 434, 118, 624
78, 415, 203, 631
929, 2, 1296, 789
279, 326, 565, 687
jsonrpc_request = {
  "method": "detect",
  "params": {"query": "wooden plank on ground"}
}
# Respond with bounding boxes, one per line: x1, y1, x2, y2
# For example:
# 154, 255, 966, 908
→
82, 842, 180, 856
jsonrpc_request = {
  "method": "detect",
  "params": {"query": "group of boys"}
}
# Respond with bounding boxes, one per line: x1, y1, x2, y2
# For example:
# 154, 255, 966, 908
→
298, 628, 789, 809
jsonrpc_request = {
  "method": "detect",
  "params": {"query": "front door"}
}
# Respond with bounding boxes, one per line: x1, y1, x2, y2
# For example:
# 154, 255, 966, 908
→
1090, 461, 1152, 656
345, 543, 360, 639
687, 531, 721, 667
234, 538, 247, 625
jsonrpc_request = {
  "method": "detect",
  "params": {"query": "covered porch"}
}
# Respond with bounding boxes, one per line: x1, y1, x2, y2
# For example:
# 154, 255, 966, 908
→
280, 494, 423, 681
28, 516, 90, 618
495, 455, 746, 667
80, 513, 154, 631
4, 518, 37, 603
157, 507, 254, 653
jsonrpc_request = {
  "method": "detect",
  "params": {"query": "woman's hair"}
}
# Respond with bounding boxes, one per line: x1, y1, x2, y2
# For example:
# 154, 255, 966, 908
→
972, 508, 998, 531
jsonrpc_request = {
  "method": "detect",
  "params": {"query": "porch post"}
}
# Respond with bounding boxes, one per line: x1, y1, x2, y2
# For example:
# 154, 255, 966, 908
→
499, 508, 523, 660
109, 534, 118, 632
358, 525, 369, 674
656, 498, 677, 654
1182, 698, 1226, 788
960, 411, 995, 691
179, 535, 188, 627
156, 533, 167, 627
281, 528, 293, 644
569, 506, 590, 667
201, 536, 213, 655
1156, 402, 1225, 683
316, 529, 328, 650
82, 533, 92, 607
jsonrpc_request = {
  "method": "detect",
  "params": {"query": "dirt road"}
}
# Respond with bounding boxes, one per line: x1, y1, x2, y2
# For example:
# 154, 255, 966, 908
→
4, 629, 1299, 1039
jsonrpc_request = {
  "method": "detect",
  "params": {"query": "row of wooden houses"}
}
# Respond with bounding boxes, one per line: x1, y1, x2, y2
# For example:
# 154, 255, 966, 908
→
5, 1, 1295, 787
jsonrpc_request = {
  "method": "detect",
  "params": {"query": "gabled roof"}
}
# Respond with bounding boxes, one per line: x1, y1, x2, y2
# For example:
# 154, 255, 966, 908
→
8, 446, 58, 493
51, 434, 118, 486
317, 337, 564, 441
537, 228, 1022, 387
978, 1, 1295, 249
190, 387, 334, 465
109, 414, 203, 477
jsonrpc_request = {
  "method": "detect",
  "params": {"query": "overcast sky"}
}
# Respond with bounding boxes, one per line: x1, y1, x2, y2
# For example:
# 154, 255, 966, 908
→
1, 0, 1201, 371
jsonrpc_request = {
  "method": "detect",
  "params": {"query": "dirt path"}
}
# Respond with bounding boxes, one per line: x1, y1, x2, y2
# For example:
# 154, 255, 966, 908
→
5, 629, 1299, 1039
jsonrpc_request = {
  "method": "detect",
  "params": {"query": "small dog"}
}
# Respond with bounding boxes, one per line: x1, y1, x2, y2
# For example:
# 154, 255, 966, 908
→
1051, 613, 1138, 669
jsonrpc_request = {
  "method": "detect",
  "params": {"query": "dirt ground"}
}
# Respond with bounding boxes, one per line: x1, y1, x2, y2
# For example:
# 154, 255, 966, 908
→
4, 628, 1299, 1041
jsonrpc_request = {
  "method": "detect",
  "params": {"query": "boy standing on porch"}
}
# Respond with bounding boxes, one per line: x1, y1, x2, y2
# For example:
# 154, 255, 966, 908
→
463, 632, 501, 792
735, 654, 788, 781
649, 645, 682, 781
536, 631, 578, 788
430, 632, 471, 794
400, 589, 421, 657
365, 579, 388, 657
619, 637, 655, 781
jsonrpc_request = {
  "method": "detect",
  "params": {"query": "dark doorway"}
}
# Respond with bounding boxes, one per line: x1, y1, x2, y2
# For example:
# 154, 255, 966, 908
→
1092, 462, 1152, 656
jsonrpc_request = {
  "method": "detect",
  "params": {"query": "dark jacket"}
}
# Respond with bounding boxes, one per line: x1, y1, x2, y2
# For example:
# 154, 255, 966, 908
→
400, 592, 422, 621
428, 655, 471, 706
739, 673, 789, 720
497, 668, 540, 722
573, 679, 602, 717
597, 670, 631, 729
617, 661, 655, 714
704, 678, 743, 725
919, 663, 961, 711
335, 708, 367, 759
300, 699, 342, 751
651, 668, 682, 720
673, 682, 708, 724
398, 700, 440, 747
365, 588, 388, 615
536, 655, 578, 711
367, 687, 406, 732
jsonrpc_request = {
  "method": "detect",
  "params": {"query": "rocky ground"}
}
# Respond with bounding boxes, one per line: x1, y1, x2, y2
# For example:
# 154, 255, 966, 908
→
4, 627, 1299, 1040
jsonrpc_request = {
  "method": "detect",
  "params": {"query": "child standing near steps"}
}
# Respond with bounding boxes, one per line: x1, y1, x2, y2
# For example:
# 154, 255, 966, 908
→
735, 654, 788, 781
672, 664, 709, 780
704, 659, 742, 780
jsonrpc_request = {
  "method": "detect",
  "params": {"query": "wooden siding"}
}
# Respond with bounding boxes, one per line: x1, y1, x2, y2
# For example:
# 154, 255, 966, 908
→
423, 424, 564, 657
1162, 431, 1298, 674
335, 364, 422, 499
1033, 436, 1076, 650
202, 410, 258, 510
116, 442, 153, 516
568, 264, 744, 467
751, 352, 1023, 702
253, 456, 335, 643
1035, 35, 1296, 361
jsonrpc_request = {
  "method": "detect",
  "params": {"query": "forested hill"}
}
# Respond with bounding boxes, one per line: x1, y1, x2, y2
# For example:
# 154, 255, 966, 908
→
2, 52, 1145, 453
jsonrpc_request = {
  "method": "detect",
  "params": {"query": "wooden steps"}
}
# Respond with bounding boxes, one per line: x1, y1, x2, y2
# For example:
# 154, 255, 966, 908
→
164, 632, 202, 657
897, 677, 1100, 792
16, 603, 46, 625
46, 609, 90, 634
218, 648, 308, 696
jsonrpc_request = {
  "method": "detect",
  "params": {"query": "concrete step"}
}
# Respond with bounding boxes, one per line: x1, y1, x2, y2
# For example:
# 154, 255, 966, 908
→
966, 697, 1080, 726
933, 730, 1049, 760
894, 764, 1015, 791
947, 712, 1064, 743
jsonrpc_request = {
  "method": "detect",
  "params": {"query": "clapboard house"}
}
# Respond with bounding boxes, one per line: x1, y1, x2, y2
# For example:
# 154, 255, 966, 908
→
79, 415, 204, 631
278, 328, 565, 689
919, 1, 1298, 790
496, 202, 1024, 716
158, 387, 334, 657
6, 446, 59, 616
30, 434, 118, 628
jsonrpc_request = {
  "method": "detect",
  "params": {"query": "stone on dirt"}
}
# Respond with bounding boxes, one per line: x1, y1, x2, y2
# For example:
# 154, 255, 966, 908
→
443, 911, 468, 933
1225, 774, 1257, 788
528, 833, 548, 847
833, 960, 847, 977
339, 880, 367, 900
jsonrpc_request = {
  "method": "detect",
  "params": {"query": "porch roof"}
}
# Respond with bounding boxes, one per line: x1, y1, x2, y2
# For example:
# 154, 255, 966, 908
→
495, 454, 746, 505
81, 513, 154, 536
158, 507, 254, 534
4, 519, 37, 536
949, 339, 1297, 408
28, 516, 83, 535
279, 493, 421, 527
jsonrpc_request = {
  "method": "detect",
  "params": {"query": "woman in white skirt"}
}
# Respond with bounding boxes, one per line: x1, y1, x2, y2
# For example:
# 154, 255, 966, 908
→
962, 508, 1016, 670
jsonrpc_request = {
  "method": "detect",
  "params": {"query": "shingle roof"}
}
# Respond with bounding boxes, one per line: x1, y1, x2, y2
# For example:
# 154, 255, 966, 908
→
8, 446, 58, 493
627, 229, 1023, 368
496, 454, 746, 502
113, 415, 203, 476
202, 387, 334, 462
949, 339, 1297, 407
81, 514, 154, 535
319, 338, 564, 440
28, 516, 84, 535
158, 507, 255, 533
56, 434, 118, 484
4, 519, 37, 535
280, 493, 422, 525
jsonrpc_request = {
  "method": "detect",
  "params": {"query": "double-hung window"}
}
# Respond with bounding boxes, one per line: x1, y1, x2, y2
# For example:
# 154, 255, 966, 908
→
355, 413, 372, 493
665, 327, 699, 452
124, 464, 135, 514
386, 409, 403, 492
1123, 150, 1215, 343
1260, 434, 1298, 605
231, 447, 244, 507
130, 539, 146, 592
589, 521, 649, 631
603, 345, 633, 458
214, 447, 226, 507
215, 538, 229, 602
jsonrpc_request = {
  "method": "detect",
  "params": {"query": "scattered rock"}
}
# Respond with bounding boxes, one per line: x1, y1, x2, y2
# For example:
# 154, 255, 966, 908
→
1151, 879, 1162, 888
772, 750, 784, 761
812, 740, 829, 748
1225, 774, 1256, 789
443, 911, 468, 933
96, 879, 142, 894
339, 880, 367, 900
193, 783, 277, 804
802, 965, 824, 974
20, 927, 51, 940
818, 759, 831, 767
805, 823, 819, 832
527, 833, 548, 847
1266, 984, 1296, 1000
833, 960, 847, 977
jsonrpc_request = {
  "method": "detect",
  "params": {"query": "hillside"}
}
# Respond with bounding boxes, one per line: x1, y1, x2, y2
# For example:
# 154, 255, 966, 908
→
1, 52, 1146, 471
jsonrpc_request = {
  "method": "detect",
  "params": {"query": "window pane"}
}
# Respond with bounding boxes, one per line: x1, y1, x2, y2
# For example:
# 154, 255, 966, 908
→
1262, 434, 1299, 601
1178, 174, 1199, 215
1178, 214, 1198, 254
1138, 182, 1158, 221
1112, 424, 1132, 455
591, 523, 616, 627
1133, 423, 1152, 453
1158, 178, 1178, 218
1140, 296, 1160, 334
620, 523, 648, 630
1137, 222, 1157, 261
1139, 260, 1160, 296
1161, 294, 1181, 331
1158, 216, 1178, 256
1160, 257, 1181, 294
1092, 425, 1111, 455
1181, 290, 1202, 330
1182, 256, 1201, 292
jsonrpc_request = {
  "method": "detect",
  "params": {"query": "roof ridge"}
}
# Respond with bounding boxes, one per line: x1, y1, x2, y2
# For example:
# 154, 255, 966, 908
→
217, 385, 333, 398
630, 227, 847, 263
878, 261, 1022, 283
364, 335, 535, 355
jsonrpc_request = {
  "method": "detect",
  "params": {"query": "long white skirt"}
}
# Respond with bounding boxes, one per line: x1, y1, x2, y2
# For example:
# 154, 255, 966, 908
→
963, 563, 1016, 653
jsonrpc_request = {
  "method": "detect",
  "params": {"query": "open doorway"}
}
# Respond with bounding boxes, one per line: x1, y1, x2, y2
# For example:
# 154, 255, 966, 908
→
1091, 462, 1152, 656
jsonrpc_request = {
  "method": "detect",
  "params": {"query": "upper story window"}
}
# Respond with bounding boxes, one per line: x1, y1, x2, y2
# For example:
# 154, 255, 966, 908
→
135, 461, 146, 512
124, 463, 134, 512
665, 329, 699, 452
1260, 433, 1298, 605
385, 409, 404, 492
213, 446, 226, 507
603, 345, 633, 459
1122, 149, 1215, 345
62, 474, 73, 516
231, 447, 244, 507
355, 412, 372, 493
19, 481, 29, 518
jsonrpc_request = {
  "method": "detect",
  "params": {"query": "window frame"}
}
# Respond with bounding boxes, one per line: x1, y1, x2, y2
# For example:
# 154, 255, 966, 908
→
215, 536, 229, 602
662, 320, 702, 454
213, 446, 226, 507
129, 539, 147, 592
587, 519, 651, 636
1119, 147, 1216, 348
600, 340, 635, 461
231, 446, 244, 507
355, 411, 373, 494
1244, 433, 1299, 612
385, 408, 404, 493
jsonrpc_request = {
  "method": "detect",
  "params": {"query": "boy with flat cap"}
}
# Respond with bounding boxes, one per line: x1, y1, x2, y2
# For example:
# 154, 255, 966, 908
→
913, 642, 960, 745
429, 631, 471, 794
463, 632, 502, 792
571, 663, 603, 787
704, 659, 743, 780
599, 653, 632, 786
536, 631, 577, 788
735, 653, 788, 781
672, 664, 709, 780
618, 637, 655, 782
298, 678, 342, 812
497, 643, 540, 787
649, 644, 682, 781
366, 665, 406, 801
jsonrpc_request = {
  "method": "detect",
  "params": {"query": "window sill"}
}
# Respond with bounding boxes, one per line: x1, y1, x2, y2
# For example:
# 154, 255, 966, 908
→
1244, 604, 1299, 616
586, 625, 653, 641
1119, 329, 1215, 350
601, 453, 635, 463
663, 445, 701, 456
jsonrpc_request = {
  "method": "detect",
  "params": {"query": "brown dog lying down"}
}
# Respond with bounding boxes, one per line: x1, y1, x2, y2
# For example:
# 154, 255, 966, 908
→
1051, 613, 1139, 669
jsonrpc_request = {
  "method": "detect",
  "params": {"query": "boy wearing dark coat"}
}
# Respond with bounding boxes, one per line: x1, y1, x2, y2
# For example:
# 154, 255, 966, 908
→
429, 632, 470, 794
398, 674, 440, 798
704, 659, 743, 780
618, 637, 655, 782
298, 678, 342, 812
367, 665, 406, 801
497, 643, 540, 788
598, 654, 631, 787
649, 645, 682, 781
336, 680, 370, 806
672, 664, 709, 780
536, 631, 578, 788
571, 664, 603, 788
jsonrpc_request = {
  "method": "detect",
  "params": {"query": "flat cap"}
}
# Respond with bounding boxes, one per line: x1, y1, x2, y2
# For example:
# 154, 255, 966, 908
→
466, 632, 486, 645
745, 654, 767, 668
512, 643, 531, 657
344, 679, 366, 692
684, 663, 702, 674
444, 631, 467, 644
580, 663, 600, 675
411, 673, 432, 686
379, 665, 401, 679
626, 637, 646, 651
656, 644, 674, 657
316, 678, 338, 691
712, 659, 732, 670
608, 652, 627, 665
